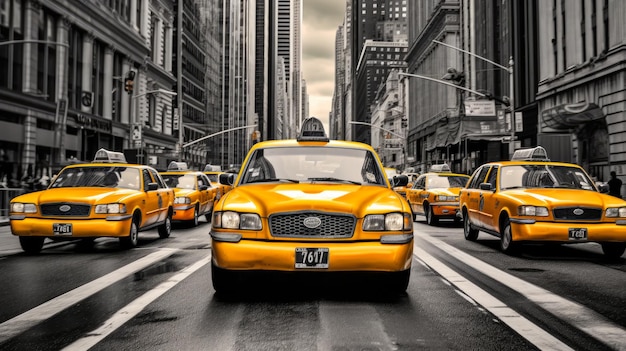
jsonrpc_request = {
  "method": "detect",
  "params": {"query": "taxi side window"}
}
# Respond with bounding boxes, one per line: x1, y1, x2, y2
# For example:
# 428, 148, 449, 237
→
201, 174, 212, 187
142, 169, 153, 190
149, 169, 166, 188
413, 176, 425, 189
468, 166, 490, 189
485, 166, 499, 189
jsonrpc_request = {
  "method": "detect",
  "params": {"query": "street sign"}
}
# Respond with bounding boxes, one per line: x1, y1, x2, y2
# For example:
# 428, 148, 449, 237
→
131, 124, 142, 141
465, 100, 496, 116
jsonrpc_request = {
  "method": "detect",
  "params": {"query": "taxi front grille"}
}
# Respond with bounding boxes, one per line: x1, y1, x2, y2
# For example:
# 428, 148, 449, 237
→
553, 207, 602, 221
40, 203, 92, 217
269, 212, 356, 238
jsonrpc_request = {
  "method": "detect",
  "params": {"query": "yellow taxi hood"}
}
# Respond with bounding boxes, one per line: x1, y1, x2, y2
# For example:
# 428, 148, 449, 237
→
218, 183, 408, 217
12, 187, 139, 204
503, 188, 625, 207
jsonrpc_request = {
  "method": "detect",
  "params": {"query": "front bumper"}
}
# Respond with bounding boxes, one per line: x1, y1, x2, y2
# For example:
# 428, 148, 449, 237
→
9, 215, 133, 238
210, 233, 414, 272
510, 219, 626, 243
430, 202, 460, 218
172, 204, 195, 221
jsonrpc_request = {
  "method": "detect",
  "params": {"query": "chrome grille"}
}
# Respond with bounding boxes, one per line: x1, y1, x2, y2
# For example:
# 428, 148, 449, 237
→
40, 203, 92, 217
269, 212, 356, 238
553, 207, 602, 221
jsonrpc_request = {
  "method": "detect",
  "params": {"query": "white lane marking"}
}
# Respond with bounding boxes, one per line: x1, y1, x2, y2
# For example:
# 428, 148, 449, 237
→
63, 255, 210, 351
419, 235, 626, 350
414, 245, 574, 350
0, 249, 179, 343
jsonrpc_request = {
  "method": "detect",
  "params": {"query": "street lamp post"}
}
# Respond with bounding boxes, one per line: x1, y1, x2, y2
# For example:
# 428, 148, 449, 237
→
432, 39, 515, 156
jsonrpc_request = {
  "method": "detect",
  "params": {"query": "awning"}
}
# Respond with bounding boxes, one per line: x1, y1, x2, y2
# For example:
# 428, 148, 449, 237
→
425, 116, 511, 150
541, 102, 604, 130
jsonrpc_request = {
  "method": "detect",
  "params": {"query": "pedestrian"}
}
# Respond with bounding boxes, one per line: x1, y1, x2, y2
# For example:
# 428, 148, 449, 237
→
608, 171, 622, 198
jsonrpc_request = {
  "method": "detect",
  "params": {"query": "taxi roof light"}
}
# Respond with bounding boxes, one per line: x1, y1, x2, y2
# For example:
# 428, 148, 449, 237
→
511, 146, 550, 161
168, 161, 189, 171
297, 116, 329, 142
93, 148, 127, 163
430, 164, 451, 172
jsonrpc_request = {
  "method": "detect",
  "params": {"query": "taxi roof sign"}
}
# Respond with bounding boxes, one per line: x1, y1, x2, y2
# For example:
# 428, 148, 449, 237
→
511, 146, 550, 161
430, 164, 451, 172
168, 161, 189, 171
297, 116, 329, 142
93, 148, 127, 163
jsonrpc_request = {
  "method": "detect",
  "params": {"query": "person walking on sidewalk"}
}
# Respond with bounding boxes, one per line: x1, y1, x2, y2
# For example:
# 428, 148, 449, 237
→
608, 171, 622, 198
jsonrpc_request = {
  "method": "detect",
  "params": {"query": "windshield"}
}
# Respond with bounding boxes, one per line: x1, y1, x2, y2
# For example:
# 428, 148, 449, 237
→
49, 166, 141, 190
500, 164, 596, 191
427, 175, 469, 189
240, 147, 387, 186
161, 174, 197, 190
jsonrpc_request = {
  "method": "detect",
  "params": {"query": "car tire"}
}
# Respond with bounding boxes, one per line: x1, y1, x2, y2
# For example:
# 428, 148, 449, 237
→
500, 217, 520, 255
19, 236, 44, 254
120, 219, 139, 249
158, 211, 172, 238
425, 204, 438, 225
385, 269, 410, 294
600, 242, 626, 260
211, 261, 237, 295
463, 210, 479, 241
190, 206, 199, 227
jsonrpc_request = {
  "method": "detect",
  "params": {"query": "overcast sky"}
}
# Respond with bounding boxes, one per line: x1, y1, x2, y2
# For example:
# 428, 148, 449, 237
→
302, 0, 346, 129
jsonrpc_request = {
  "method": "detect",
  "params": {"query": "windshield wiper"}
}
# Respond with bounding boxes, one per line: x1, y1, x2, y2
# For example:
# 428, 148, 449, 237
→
247, 178, 299, 184
307, 177, 361, 185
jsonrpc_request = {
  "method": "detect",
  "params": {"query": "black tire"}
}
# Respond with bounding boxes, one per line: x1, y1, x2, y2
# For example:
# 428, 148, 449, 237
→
425, 204, 438, 225
120, 219, 139, 249
158, 211, 172, 238
19, 236, 44, 255
463, 210, 479, 241
211, 261, 237, 295
500, 217, 520, 255
601, 242, 626, 260
385, 269, 410, 294
190, 205, 199, 227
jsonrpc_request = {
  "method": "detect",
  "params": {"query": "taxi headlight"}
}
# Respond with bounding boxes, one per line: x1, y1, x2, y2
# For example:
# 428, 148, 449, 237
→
95, 203, 126, 214
363, 213, 411, 231
605, 207, 626, 218
437, 195, 457, 202
10, 203, 37, 213
174, 196, 191, 204
518, 205, 549, 217
213, 211, 262, 230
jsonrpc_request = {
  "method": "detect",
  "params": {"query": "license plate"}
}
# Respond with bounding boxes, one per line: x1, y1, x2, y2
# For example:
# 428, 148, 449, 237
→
295, 248, 329, 269
53, 223, 72, 236
568, 228, 587, 240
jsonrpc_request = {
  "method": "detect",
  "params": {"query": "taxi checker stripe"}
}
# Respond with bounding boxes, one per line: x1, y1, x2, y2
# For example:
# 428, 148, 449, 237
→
417, 235, 626, 350
0, 248, 179, 343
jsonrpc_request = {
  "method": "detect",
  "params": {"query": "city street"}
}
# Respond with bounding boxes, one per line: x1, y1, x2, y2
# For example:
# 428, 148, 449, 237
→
0, 218, 624, 350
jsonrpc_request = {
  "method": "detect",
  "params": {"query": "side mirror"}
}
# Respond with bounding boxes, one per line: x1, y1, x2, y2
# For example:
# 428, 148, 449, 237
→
219, 173, 236, 186
598, 183, 610, 194
147, 182, 158, 191
199, 184, 209, 191
479, 183, 493, 191
392, 174, 409, 187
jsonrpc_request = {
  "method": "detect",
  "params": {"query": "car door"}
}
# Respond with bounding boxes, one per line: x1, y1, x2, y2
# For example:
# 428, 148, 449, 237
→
196, 174, 211, 214
461, 166, 491, 228
141, 169, 161, 227
409, 175, 426, 215
479, 165, 500, 232
149, 168, 172, 223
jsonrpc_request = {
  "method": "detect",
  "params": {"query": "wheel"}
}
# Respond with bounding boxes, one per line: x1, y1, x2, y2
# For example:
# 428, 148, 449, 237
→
500, 217, 520, 255
601, 242, 626, 260
19, 236, 45, 254
463, 210, 479, 241
211, 261, 237, 295
190, 206, 199, 227
425, 204, 438, 225
158, 211, 172, 238
120, 219, 139, 249
385, 269, 410, 294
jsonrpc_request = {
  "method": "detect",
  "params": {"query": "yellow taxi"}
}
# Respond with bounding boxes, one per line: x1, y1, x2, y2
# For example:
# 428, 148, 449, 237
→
210, 117, 414, 294
160, 162, 218, 226
9, 149, 174, 254
203, 167, 233, 200
406, 164, 470, 225
459, 146, 626, 258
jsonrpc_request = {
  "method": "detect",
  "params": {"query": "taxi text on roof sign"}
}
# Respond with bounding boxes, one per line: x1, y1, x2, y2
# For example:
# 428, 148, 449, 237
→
511, 146, 550, 161
93, 148, 127, 163
297, 116, 329, 142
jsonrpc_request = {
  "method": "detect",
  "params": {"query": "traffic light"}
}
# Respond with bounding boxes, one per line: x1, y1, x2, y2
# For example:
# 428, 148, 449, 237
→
124, 71, 136, 94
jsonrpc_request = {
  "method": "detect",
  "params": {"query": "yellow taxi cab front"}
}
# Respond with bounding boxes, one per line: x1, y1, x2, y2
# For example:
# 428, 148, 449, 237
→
459, 146, 626, 259
210, 117, 414, 294
9, 149, 174, 254
204, 170, 233, 199
160, 164, 217, 227
406, 165, 469, 225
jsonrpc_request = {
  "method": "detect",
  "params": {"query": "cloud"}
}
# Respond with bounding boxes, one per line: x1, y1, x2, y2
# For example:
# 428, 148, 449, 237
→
301, 0, 346, 128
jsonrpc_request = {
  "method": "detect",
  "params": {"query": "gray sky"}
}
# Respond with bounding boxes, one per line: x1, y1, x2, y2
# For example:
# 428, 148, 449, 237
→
302, 0, 346, 129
